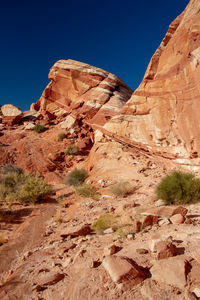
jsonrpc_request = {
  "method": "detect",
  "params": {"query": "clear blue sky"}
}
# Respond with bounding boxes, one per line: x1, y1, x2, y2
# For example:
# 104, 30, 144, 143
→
0, 0, 189, 111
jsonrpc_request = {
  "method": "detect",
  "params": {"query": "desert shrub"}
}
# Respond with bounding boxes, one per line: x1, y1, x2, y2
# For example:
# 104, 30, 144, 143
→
64, 169, 88, 186
156, 171, 200, 205
58, 133, 66, 141
91, 214, 118, 234
75, 184, 98, 198
33, 123, 46, 133
0, 171, 52, 204
110, 182, 135, 197
116, 225, 133, 238
1, 164, 23, 175
64, 144, 79, 156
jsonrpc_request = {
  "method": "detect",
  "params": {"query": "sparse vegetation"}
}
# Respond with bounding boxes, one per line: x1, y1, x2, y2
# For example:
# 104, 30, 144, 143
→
33, 123, 46, 133
110, 182, 136, 197
116, 225, 133, 238
58, 132, 66, 141
91, 214, 118, 234
64, 144, 79, 156
75, 184, 98, 198
156, 171, 200, 205
64, 169, 88, 186
0, 165, 52, 204
1, 164, 23, 175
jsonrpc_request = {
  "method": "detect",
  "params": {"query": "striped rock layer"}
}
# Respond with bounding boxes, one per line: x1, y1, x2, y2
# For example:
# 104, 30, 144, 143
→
103, 0, 200, 170
34, 60, 133, 128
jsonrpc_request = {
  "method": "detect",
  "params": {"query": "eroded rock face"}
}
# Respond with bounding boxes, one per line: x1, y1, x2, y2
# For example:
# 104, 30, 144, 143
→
103, 0, 200, 170
34, 60, 133, 128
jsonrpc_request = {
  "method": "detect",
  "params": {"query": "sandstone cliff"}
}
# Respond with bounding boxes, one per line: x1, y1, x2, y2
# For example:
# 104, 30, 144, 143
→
102, 0, 200, 170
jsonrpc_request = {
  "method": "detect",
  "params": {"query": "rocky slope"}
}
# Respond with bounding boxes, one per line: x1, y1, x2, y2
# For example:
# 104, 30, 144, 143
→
101, 0, 200, 170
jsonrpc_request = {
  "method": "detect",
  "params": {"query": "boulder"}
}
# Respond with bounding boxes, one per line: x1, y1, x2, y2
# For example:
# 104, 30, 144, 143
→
150, 256, 189, 289
103, 255, 146, 287
1, 104, 22, 116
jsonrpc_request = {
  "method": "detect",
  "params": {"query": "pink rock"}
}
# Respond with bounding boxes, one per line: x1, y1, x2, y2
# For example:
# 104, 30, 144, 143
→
34, 271, 64, 286
142, 215, 158, 228
150, 257, 189, 289
132, 220, 142, 233
103, 255, 146, 286
156, 241, 176, 259
170, 214, 185, 224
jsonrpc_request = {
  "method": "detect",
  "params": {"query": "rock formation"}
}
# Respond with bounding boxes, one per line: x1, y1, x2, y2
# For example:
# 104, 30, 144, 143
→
1, 104, 23, 125
34, 59, 133, 128
101, 0, 200, 170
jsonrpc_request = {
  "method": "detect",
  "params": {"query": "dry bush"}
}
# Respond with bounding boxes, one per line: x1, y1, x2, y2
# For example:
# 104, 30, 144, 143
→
110, 182, 136, 197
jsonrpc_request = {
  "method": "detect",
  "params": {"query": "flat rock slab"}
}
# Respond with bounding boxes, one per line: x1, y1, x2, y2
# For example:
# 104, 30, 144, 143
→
142, 206, 188, 218
150, 256, 189, 289
103, 255, 146, 287
34, 271, 64, 286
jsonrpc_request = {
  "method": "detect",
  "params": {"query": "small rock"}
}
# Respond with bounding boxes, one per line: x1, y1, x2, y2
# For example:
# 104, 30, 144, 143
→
193, 287, 200, 298
34, 271, 64, 286
132, 220, 142, 233
149, 236, 172, 252
155, 199, 165, 207
62, 257, 72, 268
97, 179, 106, 187
25, 123, 35, 130
156, 241, 176, 259
158, 218, 170, 226
170, 214, 185, 224
103, 227, 114, 234
60, 224, 91, 238
104, 245, 118, 256
142, 215, 158, 228
127, 234, 134, 240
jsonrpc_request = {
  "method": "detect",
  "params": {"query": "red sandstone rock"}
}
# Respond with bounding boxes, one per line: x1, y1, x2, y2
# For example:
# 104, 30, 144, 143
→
142, 215, 158, 228
103, 255, 146, 287
150, 257, 189, 289
132, 220, 142, 233
35, 59, 132, 128
155, 241, 176, 259
103, 0, 200, 170
170, 213, 185, 224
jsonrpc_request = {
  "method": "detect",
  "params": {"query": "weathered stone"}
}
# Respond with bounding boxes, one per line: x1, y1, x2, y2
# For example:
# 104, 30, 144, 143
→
132, 220, 142, 233
103, 245, 118, 256
34, 271, 64, 286
156, 241, 176, 259
193, 287, 200, 298
1, 104, 22, 116
142, 215, 158, 228
150, 257, 189, 289
170, 214, 185, 224
24, 123, 35, 130
103, 255, 146, 286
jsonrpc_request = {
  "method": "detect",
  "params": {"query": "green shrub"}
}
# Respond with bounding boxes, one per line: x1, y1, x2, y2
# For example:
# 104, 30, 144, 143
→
64, 144, 79, 156
110, 182, 135, 197
91, 214, 118, 234
58, 133, 66, 141
1, 164, 23, 175
64, 169, 88, 186
156, 171, 200, 205
75, 184, 98, 198
33, 124, 46, 133
0, 170, 52, 204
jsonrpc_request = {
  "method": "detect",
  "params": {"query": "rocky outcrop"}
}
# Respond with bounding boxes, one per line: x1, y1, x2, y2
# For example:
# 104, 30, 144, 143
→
101, 0, 200, 170
34, 60, 133, 128
1, 104, 23, 125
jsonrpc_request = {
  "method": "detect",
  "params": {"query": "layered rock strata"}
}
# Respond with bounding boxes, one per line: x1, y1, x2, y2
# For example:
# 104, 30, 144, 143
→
34, 60, 133, 128
102, 0, 200, 169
